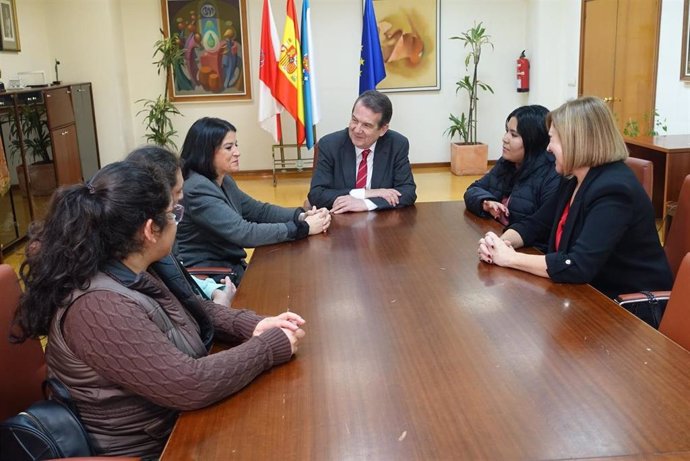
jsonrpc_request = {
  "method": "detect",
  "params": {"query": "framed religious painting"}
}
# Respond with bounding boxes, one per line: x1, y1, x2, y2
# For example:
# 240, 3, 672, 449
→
0, 0, 20, 52
161, 0, 252, 102
682, 0, 690, 81
369, 0, 440, 92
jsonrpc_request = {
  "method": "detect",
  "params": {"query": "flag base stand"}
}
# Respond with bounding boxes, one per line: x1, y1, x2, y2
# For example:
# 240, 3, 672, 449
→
271, 143, 316, 186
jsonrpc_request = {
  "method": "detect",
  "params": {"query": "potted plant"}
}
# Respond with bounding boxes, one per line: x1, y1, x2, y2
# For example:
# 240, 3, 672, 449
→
623, 109, 668, 138
137, 29, 183, 149
445, 22, 494, 175
7, 105, 56, 196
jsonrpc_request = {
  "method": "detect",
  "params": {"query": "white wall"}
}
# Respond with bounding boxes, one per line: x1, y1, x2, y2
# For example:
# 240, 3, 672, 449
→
117, 0, 533, 167
656, 0, 690, 135
113, 0, 544, 167
10, 0, 686, 170
525, 0, 581, 109
43, 0, 135, 166
0, 0, 51, 83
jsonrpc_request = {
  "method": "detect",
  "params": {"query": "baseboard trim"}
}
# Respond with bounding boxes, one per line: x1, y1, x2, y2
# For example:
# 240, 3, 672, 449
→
233, 160, 495, 179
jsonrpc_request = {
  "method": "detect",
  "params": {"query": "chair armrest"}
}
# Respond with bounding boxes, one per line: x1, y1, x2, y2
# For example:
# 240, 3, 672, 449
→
615, 291, 671, 306
48, 456, 141, 461
186, 266, 235, 281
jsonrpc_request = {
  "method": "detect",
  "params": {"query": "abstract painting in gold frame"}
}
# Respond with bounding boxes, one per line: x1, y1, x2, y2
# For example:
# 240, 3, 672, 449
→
370, 0, 440, 92
161, 0, 252, 102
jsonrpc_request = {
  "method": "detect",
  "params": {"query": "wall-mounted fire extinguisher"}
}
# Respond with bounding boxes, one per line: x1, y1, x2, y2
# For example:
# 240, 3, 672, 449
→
517, 50, 530, 93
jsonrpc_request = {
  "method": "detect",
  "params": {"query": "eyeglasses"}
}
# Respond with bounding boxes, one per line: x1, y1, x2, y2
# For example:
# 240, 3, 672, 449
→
167, 204, 184, 225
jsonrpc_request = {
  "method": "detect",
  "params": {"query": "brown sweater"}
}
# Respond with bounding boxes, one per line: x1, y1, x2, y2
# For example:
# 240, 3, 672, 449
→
46, 271, 292, 457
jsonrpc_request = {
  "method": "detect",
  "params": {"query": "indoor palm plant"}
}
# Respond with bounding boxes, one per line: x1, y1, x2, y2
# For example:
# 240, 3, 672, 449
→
445, 22, 494, 175
6, 105, 56, 196
137, 29, 183, 149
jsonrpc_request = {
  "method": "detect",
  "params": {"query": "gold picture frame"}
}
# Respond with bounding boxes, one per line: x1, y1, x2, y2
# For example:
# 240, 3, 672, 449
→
161, 0, 252, 102
369, 0, 441, 92
682, 0, 690, 81
0, 0, 20, 52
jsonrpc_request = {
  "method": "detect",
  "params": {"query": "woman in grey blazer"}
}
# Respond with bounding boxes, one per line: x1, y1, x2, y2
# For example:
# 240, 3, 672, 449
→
176, 117, 330, 283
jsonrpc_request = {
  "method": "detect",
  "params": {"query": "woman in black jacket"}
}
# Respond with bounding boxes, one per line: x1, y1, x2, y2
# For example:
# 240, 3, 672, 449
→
478, 96, 673, 327
464, 105, 560, 251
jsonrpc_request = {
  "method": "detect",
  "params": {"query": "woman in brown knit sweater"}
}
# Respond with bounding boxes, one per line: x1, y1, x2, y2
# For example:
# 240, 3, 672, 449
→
12, 161, 306, 458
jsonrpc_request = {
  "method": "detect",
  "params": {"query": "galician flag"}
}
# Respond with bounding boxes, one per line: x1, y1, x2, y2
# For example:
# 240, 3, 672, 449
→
258, 0, 283, 142
276, 0, 305, 145
359, 0, 386, 94
301, 0, 320, 150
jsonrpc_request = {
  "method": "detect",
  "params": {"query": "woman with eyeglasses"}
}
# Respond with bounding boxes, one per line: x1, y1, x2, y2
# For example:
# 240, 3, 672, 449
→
125, 145, 236, 307
12, 161, 306, 458
176, 117, 331, 284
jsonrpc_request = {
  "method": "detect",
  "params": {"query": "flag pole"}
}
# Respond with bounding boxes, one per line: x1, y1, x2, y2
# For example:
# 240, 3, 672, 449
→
296, 124, 302, 169
312, 125, 318, 169
277, 113, 286, 168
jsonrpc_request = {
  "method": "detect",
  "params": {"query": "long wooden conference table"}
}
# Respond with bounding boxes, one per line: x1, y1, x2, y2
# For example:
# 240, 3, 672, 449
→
161, 201, 690, 460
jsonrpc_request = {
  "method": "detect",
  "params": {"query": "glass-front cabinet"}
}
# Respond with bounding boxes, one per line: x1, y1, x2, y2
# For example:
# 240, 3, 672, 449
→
0, 83, 100, 254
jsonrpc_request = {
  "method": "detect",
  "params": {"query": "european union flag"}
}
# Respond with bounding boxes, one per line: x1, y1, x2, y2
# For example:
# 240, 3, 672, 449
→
359, 0, 386, 94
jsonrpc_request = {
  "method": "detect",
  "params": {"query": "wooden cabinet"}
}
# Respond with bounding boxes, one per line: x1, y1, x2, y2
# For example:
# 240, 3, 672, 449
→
625, 135, 690, 218
45, 87, 83, 186
0, 83, 100, 253
51, 125, 81, 186
45, 87, 75, 128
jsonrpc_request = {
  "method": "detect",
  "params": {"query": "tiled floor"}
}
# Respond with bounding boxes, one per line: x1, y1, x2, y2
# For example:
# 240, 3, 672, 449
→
2, 167, 481, 273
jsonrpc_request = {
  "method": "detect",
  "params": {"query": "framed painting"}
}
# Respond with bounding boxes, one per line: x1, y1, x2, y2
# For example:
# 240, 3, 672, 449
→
161, 0, 252, 102
369, 0, 440, 92
682, 0, 690, 81
0, 0, 20, 52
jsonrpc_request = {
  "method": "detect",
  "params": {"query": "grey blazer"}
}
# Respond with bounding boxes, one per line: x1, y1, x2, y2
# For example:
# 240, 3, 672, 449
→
307, 128, 417, 209
175, 171, 302, 268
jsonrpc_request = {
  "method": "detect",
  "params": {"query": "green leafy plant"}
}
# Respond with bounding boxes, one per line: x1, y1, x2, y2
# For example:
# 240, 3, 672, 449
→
623, 109, 668, 138
623, 118, 640, 137
6, 105, 52, 164
152, 30, 184, 97
137, 96, 182, 147
647, 109, 668, 136
138, 29, 184, 149
445, 22, 494, 144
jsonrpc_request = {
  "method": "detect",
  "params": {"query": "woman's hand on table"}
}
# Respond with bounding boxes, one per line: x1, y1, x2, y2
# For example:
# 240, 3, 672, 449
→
478, 231, 516, 266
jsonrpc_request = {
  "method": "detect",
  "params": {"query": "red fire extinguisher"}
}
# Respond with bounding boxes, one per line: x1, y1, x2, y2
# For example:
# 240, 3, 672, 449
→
517, 50, 530, 93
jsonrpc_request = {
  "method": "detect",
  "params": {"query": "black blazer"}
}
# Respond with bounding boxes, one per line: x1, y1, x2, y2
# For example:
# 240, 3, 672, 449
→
463, 151, 560, 251
307, 128, 417, 209
510, 161, 673, 298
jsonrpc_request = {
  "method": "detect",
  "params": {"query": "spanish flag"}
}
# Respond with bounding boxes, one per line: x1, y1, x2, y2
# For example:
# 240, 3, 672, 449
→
275, 0, 305, 145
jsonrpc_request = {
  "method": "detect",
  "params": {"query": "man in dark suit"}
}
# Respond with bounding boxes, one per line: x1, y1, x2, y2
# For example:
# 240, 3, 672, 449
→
307, 90, 416, 213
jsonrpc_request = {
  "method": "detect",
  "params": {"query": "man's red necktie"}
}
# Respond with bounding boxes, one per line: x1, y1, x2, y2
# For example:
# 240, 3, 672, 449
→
355, 149, 370, 189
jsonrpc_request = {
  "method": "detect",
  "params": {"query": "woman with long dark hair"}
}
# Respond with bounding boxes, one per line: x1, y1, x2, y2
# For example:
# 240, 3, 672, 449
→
177, 117, 331, 283
13, 161, 306, 458
464, 105, 560, 250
